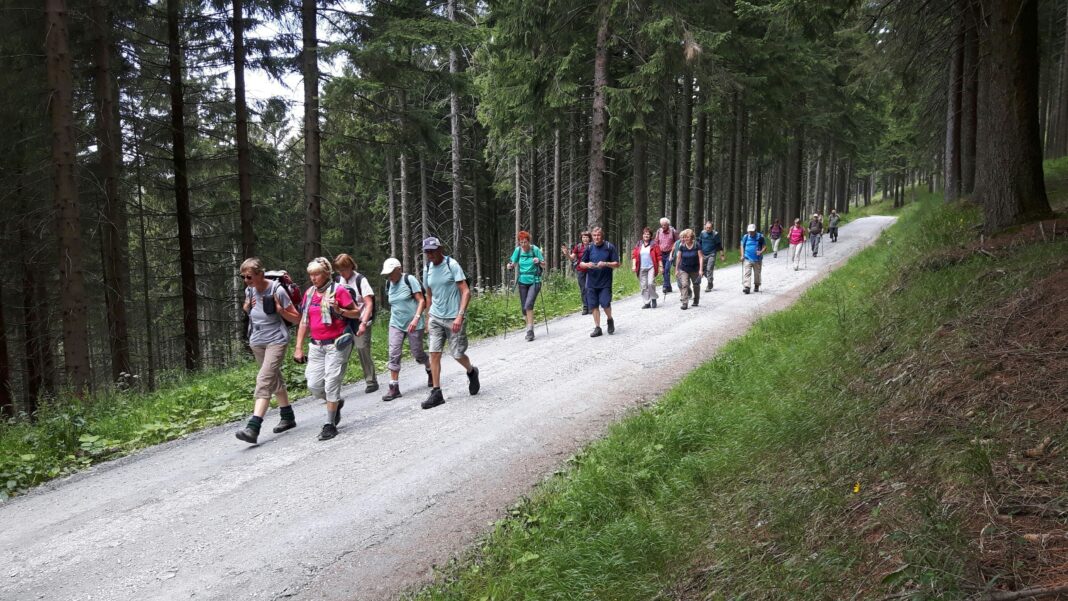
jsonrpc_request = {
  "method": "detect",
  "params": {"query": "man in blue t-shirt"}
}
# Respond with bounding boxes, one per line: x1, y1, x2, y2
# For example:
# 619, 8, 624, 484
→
739, 223, 766, 295
697, 221, 726, 292
578, 227, 620, 337
421, 236, 480, 410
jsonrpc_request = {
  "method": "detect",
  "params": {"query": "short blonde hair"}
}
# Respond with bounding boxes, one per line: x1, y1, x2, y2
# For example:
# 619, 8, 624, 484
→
239, 257, 264, 275
679, 228, 695, 240
306, 257, 333, 276
333, 253, 356, 271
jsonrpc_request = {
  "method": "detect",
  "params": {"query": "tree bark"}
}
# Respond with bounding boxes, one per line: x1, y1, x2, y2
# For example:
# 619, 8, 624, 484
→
399, 152, 411, 271
692, 104, 707, 227
302, 0, 322, 264
659, 129, 668, 220
133, 125, 155, 390
233, 0, 255, 259
419, 155, 429, 243
787, 128, 804, 222
448, 0, 462, 260
974, 0, 1053, 231
632, 133, 648, 239
91, 0, 131, 382
553, 129, 562, 270
514, 155, 522, 238
676, 74, 692, 228
0, 286, 10, 416
586, 5, 609, 229
1054, 1, 1068, 157
961, 2, 979, 194
386, 153, 397, 258
945, 14, 964, 201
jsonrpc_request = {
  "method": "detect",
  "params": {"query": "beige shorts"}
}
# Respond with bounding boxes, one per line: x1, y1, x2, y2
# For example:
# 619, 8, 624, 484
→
427, 315, 468, 359
252, 343, 287, 400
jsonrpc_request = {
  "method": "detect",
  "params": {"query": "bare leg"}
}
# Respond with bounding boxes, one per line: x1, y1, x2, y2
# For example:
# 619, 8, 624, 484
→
430, 351, 443, 387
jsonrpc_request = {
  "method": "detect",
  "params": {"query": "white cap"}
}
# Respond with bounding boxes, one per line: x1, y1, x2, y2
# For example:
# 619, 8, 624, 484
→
380, 258, 402, 275
747, 223, 756, 232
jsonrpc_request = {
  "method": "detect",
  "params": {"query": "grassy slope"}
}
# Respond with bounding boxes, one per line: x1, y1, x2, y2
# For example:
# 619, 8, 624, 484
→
407, 189, 1066, 600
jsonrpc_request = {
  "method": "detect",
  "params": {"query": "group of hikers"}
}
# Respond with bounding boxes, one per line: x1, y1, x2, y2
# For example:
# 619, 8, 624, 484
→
235, 210, 841, 444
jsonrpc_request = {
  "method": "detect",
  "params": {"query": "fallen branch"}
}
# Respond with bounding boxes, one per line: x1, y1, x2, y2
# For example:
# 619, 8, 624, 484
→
979, 583, 1068, 600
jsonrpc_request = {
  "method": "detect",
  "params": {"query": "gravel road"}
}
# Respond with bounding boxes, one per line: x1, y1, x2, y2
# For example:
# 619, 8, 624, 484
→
0, 216, 895, 601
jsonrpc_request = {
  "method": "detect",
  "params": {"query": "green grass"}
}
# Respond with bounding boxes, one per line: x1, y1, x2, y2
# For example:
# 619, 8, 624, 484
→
406, 193, 1068, 600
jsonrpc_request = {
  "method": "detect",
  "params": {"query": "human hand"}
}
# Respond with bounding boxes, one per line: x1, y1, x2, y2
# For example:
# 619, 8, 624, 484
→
451, 316, 463, 334
532, 257, 540, 265
507, 262, 514, 270
293, 349, 305, 364
357, 322, 367, 336
407, 319, 419, 334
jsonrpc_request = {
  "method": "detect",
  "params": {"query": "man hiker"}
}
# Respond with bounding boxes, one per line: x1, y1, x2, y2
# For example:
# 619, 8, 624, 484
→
740, 223, 766, 294
579, 227, 620, 337
654, 217, 678, 293
421, 236, 480, 410
380, 257, 433, 402
828, 209, 840, 242
697, 221, 725, 292
809, 213, 824, 257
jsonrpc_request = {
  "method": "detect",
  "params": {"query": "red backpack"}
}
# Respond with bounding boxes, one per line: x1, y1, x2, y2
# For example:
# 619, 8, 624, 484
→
264, 270, 303, 309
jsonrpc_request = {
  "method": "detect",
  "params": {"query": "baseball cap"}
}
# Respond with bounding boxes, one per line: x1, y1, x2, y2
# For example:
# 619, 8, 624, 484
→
747, 223, 756, 232
380, 257, 402, 275
421, 236, 441, 251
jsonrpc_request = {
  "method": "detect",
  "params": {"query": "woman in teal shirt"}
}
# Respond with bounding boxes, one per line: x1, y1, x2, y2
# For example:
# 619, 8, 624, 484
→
507, 231, 545, 341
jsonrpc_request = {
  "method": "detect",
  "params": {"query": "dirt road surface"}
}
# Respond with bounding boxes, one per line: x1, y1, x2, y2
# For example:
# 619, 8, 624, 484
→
0, 217, 895, 601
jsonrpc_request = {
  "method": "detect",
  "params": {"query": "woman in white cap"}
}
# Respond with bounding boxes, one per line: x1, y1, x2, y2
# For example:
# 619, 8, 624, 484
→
380, 257, 433, 402
739, 223, 766, 294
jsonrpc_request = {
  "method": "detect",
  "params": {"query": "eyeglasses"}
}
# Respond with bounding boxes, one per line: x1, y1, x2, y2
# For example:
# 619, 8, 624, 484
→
241, 275, 254, 280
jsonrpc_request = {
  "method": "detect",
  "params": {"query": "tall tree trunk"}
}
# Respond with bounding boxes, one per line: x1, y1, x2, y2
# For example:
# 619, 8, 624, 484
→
692, 104, 706, 227
731, 97, 747, 248
386, 153, 397, 258
754, 162, 763, 231
91, 0, 130, 382
659, 130, 668, 219
586, 5, 609, 229
1055, 1, 1068, 157
945, 15, 964, 201
399, 152, 411, 272
553, 129, 561, 270
726, 97, 738, 241
568, 118, 576, 244
961, 3, 979, 194
448, 0, 463, 260
133, 126, 155, 390
787, 128, 804, 221
514, 155, 521, 238
632, 133, 648, 239
419, 155, 429, 243
302, 0, 321, 264
167, 0, 200, 371
974, 0, 1052, 230
0, 287, 10, 416
471, 158, 483, 286
233, 0, 255, 259
676, 74, 692, 228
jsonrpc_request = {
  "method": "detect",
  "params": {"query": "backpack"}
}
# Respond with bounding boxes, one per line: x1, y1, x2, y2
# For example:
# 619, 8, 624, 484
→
382, 273, 418, 310
246, 280, 288, 338
264, 270, 303, 309
424, 256, 465, 286
343, 273, 378, 325
302, 282, 363, 334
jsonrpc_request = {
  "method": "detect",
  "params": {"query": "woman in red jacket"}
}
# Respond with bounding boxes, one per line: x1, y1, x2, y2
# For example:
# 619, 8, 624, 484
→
632, 227, 662, 309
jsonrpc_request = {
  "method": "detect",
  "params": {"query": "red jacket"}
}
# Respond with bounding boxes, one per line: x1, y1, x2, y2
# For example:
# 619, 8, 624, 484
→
631, 242, 661, 277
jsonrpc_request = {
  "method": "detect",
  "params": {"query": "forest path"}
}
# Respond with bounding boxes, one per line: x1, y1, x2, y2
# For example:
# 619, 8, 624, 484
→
0, 217, 895, 601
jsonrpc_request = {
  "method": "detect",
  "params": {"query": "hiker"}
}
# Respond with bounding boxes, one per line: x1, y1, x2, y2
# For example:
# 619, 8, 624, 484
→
697, 221, 726, 291
809, 213, 824, 256
561, 231, 592, 315
631, 227, 661, 309
769, 219, 784, 258
234, 258, 302, 444
579, 227, 620, 336
740, 223, 766, 294
293, 258, 358, 441
379, 258, 433, 402
655, 218, 679, 293
828, 210, 841, 242
333, 253, 378, 394
421, 237, 480, 410
674, 229, 704, 310
507, 231, 545, 342
788, 218, 806, 271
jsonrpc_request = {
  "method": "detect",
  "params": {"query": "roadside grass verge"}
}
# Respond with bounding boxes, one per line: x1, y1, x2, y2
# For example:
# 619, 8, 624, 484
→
406, 194, 1068, 600
0, 271, 637, 500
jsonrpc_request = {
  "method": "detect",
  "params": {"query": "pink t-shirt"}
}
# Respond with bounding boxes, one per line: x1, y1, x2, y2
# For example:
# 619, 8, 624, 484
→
788, 226, 804, 244
305, 285, 354, 341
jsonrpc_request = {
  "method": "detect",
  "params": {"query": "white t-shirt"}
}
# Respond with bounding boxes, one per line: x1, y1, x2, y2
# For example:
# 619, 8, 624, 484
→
341, 273, 375, 310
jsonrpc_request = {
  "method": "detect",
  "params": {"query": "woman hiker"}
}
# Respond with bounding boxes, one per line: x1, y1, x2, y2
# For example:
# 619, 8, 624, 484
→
235, 258, 302, 444
673, 229, 704, 310
507, 231, 545, 341
333, 253, 379, 394
379, 257, 433, 402
788, 218, 806, 271
631, 227, 661, 309
769, 219, 784, 258
561, 231, 592, 315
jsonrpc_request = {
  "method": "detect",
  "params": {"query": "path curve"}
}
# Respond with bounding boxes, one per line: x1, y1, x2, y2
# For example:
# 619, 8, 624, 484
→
0, 216, 895, 601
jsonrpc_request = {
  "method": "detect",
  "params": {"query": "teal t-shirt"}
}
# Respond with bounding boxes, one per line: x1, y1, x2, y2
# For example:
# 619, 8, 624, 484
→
386, 274, 425, 330
425, 256, 467, 319
509, 245, 545, 285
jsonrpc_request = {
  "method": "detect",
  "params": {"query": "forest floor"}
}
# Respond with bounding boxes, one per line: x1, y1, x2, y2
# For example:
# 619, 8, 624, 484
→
0, 217, 893, 601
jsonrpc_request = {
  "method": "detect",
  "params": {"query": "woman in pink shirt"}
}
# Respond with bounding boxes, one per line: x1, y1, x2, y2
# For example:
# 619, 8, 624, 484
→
293, 257, 358, 441
788, 218, 806, 271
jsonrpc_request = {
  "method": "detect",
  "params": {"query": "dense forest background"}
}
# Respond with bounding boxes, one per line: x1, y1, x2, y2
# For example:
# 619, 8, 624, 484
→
0, 0, 1056, 410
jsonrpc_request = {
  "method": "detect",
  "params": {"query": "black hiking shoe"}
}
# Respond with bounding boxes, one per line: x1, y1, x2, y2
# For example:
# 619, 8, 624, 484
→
272, 418, 296, 434
692, 300, 699, 307
651, 299, 657, 308
422, 388, 445, 410
333, 399, 345, 426
426, 368, 434, 388
590, 326, 603, 338
525, 330, 535, 342
581, 307, 590, 316
704, 286, 712, 292
365, 381, 379, 394
642, 303, 650, 309
382, 382, 402, 402
467, 367, 480, 395
681, 303, 688, 310
318, 423, 338, 441
235, 427, 259, 444
743, 287, 751, 294
607, 319, 615, 335
754, 285, 760, 293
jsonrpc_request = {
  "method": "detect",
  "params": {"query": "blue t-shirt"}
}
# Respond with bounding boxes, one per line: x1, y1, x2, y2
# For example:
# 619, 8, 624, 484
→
741, 233, 765, 262
509, 245, 545, 285
386, 274, 425, 330
581, 241, 618, 290
677, 243, 701, 273
698, 230, 722, 255
425, 256, 467, 319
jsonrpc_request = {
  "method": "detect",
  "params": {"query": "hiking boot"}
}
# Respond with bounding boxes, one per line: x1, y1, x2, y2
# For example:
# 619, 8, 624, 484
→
590, 326, 603, 338
704, 286, 712, 292
467, 367, 480, 395
382, 382, 402, 402
651, 299, 657, 308
365, 381, 379, 394
333, 399, 345, 426
681, 303, 688, 310
525, 330, 535, 342
641, 303, 650, 309
581, 307, 590, 316
743, 287, 751, 294
426, 368, 434, 388
272, 418, 296, 434
754, 285, 760, 293
235, 427, 259, 444
318, 423, 338, 441
606, 319, 615, 335
422, 388, 445, 410
692, 300, 699, 307
773, 252, 778, 258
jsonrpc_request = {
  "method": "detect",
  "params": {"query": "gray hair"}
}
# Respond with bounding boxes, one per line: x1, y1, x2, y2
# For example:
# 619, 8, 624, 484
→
659, 217, 670, 226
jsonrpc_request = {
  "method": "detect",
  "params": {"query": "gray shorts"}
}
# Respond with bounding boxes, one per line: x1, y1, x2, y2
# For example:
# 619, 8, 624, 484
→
427, 315, 469, 359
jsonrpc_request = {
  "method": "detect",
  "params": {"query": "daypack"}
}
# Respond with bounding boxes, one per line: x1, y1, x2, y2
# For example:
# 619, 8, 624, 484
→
302, 282, 362, 335
246, 280, 288, 338
382, 273, 419, 311
424, 256, 465, 286
342, 273, 378, 325
264, 270, 303, 309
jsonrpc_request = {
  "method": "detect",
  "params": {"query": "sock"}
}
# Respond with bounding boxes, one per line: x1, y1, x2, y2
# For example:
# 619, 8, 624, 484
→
247, 415, 263, 431
327, 409, 337, 425
279, 405, 295, 421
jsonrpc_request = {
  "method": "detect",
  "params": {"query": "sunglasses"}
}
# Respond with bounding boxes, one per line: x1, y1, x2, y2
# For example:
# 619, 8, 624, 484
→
241, 274, 254, 280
